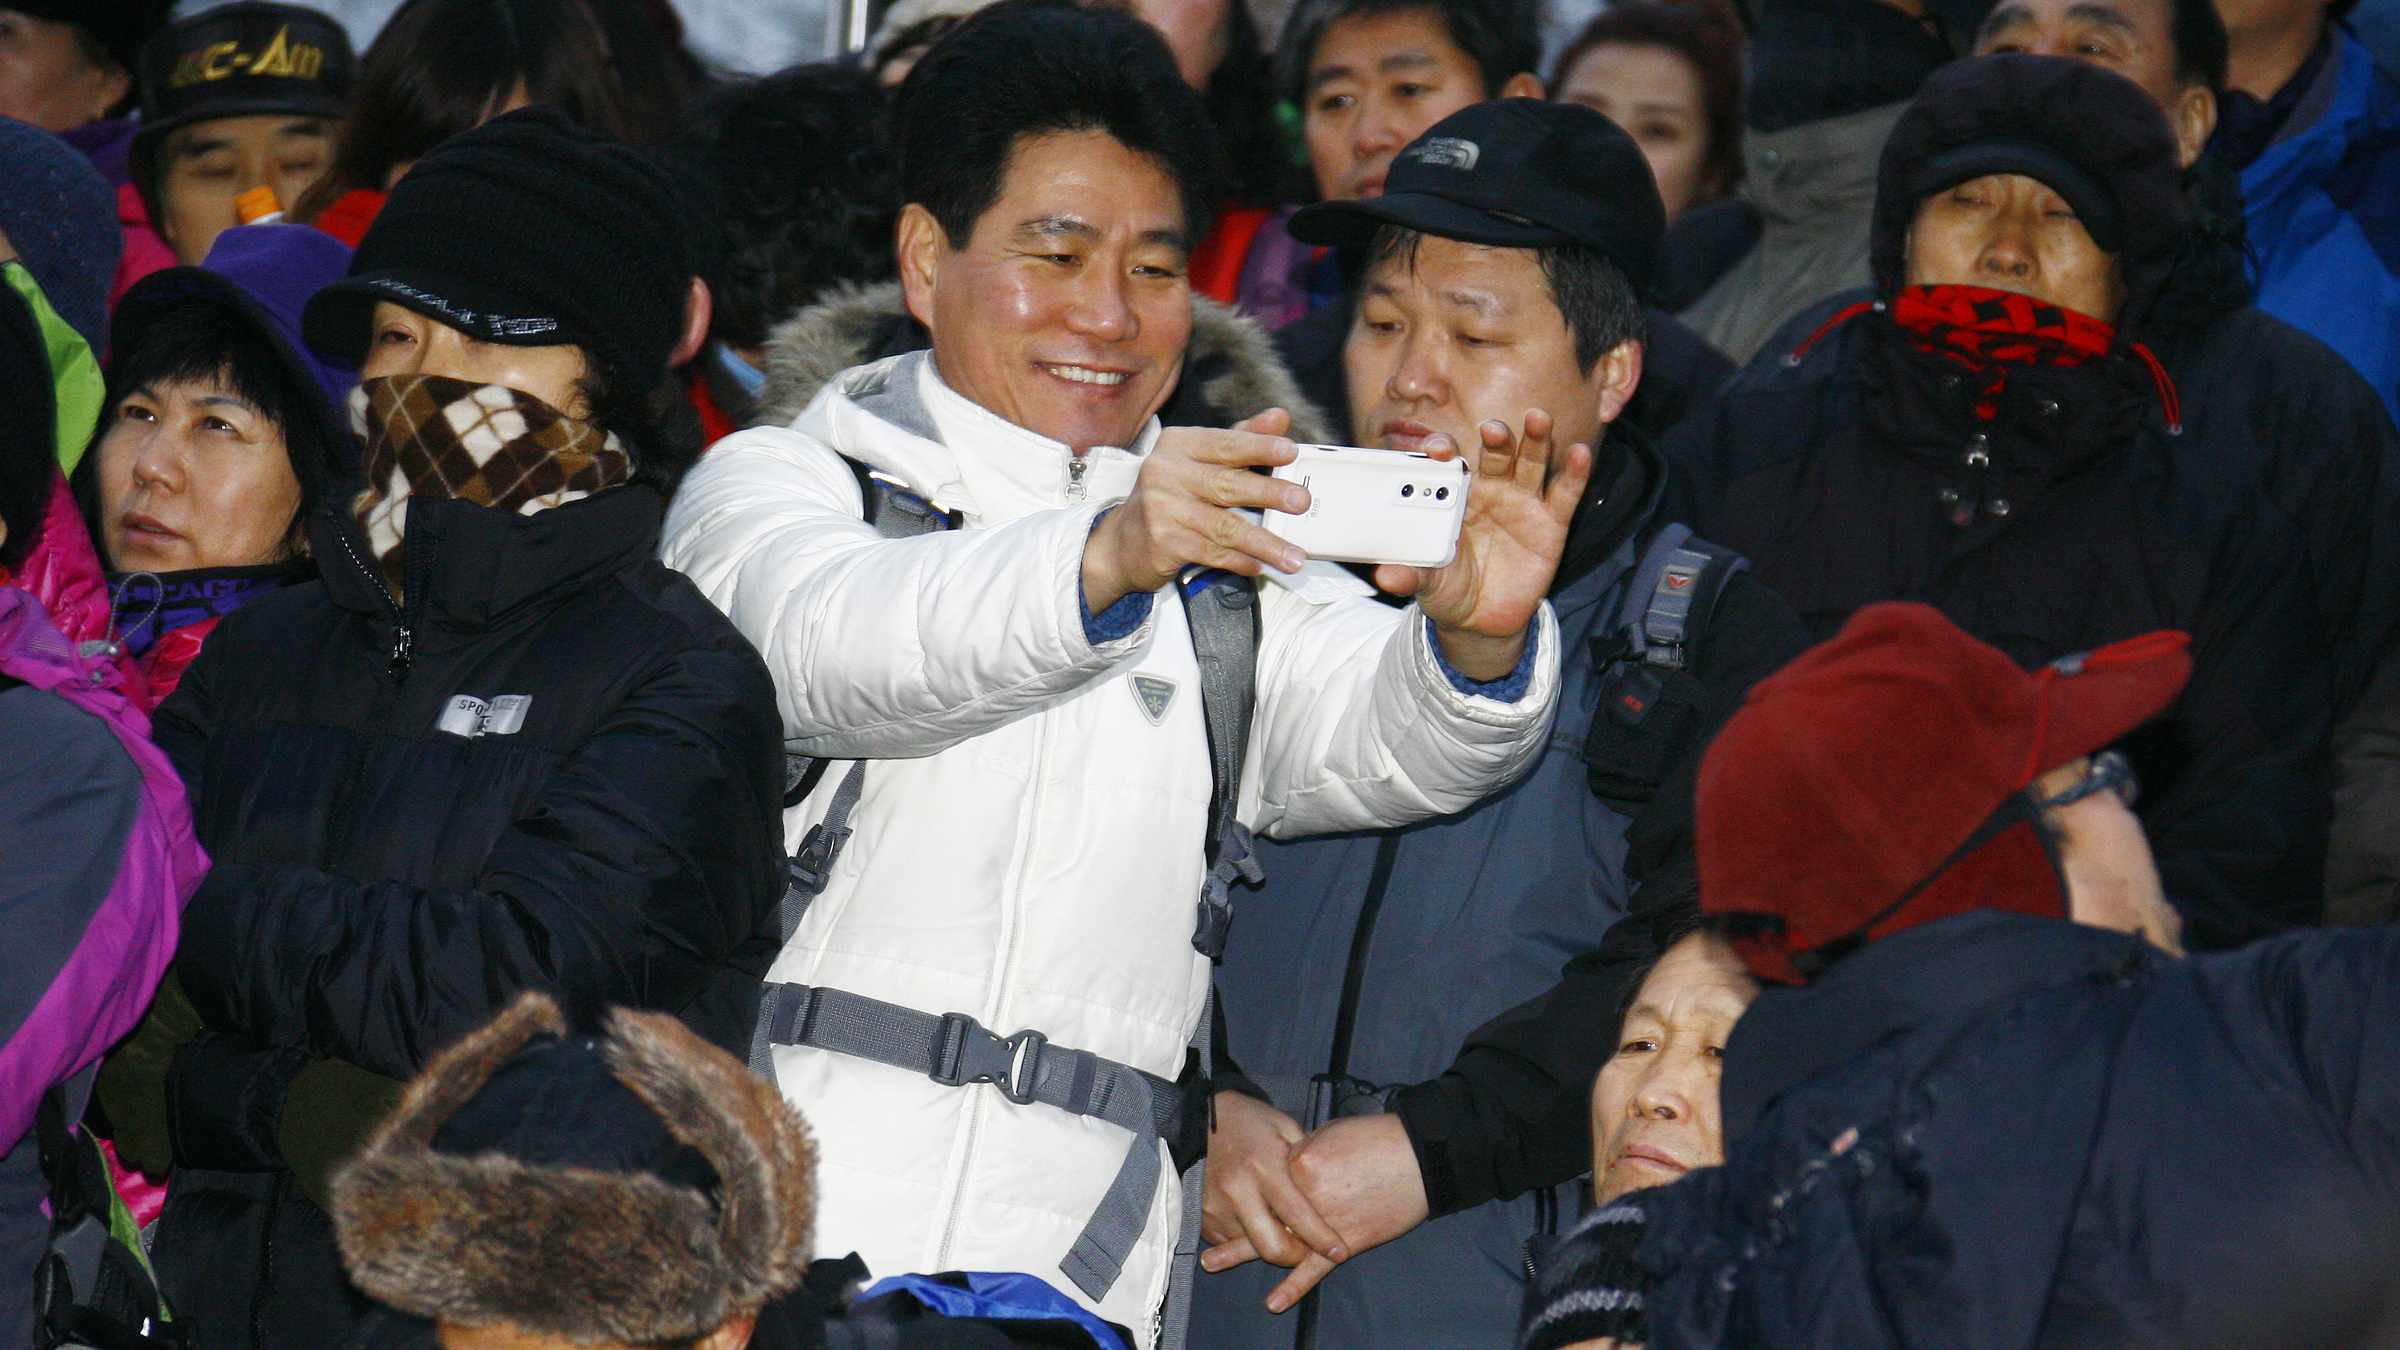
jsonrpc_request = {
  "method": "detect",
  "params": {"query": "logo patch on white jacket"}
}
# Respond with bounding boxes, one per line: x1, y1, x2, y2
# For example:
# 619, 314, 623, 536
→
1129, 674, 1177, 725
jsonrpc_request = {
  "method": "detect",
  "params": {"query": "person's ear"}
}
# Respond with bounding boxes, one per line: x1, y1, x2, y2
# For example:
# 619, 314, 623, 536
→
1499, 71, 1545, 99
83, 62, 131, 125
671, 277, 713, 368
897, 203, 948, 330
2170, 82, 2216, 167
1594, 337, 1644, 427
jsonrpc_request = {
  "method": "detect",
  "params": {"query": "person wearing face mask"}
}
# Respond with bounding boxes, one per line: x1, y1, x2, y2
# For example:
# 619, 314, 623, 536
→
69, 222, 355, 708
94, 105, 786, 1350
1523, 603, 2400, 1350
1663, 54, 2398, 950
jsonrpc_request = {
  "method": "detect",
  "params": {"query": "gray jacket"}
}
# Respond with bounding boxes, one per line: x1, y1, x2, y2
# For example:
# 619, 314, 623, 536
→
1680, 101, 1905, 364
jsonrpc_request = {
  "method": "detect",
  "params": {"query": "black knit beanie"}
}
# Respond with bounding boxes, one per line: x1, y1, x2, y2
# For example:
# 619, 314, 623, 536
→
303, 105, 688, 403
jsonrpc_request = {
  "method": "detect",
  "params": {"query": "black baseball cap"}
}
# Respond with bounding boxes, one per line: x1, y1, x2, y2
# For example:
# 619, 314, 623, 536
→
1288, 99, 1667, 290
131, 3, 353, 171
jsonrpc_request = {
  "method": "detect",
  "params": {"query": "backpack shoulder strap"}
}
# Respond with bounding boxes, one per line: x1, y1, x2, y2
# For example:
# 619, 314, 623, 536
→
1611, 524, 1748, 680
1183, 569, 1261, 961
1584, 528, 1749, 807
762, 456, 967, 1014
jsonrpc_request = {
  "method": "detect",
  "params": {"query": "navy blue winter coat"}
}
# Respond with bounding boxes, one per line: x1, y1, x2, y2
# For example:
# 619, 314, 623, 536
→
1629, 911, 2400, 1350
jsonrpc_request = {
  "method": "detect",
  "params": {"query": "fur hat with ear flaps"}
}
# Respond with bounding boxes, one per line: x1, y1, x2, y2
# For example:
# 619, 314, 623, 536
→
331, 992, 816, 1344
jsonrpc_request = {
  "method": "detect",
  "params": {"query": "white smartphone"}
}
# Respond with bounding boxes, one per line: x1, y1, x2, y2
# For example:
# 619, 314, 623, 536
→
1261, 444, 1471, 569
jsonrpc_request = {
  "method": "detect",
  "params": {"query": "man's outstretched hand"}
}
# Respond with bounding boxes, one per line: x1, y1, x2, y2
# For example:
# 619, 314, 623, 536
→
1379, 409, 1590, 682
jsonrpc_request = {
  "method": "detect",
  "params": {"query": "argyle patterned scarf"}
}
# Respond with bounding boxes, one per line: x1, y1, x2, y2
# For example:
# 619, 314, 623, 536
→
1888, 283, 2116, 422
350, 374, 630, 597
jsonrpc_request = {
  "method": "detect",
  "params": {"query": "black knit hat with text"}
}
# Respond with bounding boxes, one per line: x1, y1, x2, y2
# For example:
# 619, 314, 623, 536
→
304, 105, 687, 396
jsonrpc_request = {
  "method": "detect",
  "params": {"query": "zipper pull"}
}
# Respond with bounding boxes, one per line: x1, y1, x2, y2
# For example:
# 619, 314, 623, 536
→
388, 621, 413, 682
1067, 452, 1089, 502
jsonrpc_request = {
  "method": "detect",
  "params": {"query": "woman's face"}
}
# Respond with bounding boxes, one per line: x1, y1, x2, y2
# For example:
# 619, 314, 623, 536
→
1555, 42, 1717, 221
1590, 930, 1759, 1202
97, 374, 304, 572
360, 300, 593, 418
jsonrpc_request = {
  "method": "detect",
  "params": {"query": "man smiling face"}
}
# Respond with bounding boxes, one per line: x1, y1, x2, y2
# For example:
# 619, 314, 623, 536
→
900, 127, 1195, 454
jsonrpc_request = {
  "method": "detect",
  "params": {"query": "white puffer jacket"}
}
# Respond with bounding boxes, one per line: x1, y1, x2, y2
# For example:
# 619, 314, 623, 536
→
660, 353, 1558, 1342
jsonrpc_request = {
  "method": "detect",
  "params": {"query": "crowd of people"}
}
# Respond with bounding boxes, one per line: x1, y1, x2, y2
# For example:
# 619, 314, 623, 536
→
0, 0, 2395, 1348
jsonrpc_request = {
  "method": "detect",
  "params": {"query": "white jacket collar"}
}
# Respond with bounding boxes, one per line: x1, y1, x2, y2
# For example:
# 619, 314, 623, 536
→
794, 350, 1157, 529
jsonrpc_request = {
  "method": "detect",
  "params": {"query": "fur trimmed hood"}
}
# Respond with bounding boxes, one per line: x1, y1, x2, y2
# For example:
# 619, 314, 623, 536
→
752, 279, 1334, 444
330, 992, 816, 1344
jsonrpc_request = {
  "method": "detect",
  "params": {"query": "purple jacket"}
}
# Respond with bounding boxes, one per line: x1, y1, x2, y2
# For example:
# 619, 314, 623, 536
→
0, 585, 206, 1151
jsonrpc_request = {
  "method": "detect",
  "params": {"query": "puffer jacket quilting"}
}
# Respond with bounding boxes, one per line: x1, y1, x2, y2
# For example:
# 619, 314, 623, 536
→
660, 350, 1560, 1340
122, 484, 787, 1350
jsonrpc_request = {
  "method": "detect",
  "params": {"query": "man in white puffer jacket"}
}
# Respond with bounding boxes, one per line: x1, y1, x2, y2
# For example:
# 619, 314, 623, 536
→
660, 3, 1583, 1340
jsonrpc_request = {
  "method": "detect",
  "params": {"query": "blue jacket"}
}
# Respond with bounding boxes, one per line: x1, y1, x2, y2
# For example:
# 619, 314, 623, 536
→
1619, 912, 2400, 1350
2236, 29, 2400, 426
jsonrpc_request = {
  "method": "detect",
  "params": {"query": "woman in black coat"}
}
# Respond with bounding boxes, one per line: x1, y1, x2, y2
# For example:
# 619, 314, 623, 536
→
100, 107, 787, 1350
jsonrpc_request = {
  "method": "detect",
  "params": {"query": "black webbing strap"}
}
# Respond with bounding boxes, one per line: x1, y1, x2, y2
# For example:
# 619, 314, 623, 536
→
752, 981, 1178, 1300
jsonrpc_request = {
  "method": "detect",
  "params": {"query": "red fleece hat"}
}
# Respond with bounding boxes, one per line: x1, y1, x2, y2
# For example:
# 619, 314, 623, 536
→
1698, 602, 2190, 984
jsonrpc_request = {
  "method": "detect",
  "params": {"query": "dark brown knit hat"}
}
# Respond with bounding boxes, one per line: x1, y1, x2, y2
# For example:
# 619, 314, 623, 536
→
330, 992, 816, 1344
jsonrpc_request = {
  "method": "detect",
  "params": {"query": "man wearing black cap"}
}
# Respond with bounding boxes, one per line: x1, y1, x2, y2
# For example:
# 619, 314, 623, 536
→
132, 2, 353, 265
1191, 99, 1807, 1350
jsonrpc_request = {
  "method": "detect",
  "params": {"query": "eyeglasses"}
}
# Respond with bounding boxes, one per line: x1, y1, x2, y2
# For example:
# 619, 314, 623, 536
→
2036, 749, 2138, 811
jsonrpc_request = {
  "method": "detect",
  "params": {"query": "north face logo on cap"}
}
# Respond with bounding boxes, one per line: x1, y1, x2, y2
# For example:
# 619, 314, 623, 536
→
1129, 674, 1177, 725
1406, 137, 1480, 171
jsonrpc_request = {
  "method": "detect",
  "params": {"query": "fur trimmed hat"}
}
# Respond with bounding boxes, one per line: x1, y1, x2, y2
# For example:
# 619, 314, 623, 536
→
330, 992, 816, 1344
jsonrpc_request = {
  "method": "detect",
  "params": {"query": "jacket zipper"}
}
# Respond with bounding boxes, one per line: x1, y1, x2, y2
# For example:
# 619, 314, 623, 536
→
930, 697, 1050, 1270
332, 527, 414, 682
318, 520, 419, 867
1067, 451, 1089, 502
1293, 830, 1403, 1350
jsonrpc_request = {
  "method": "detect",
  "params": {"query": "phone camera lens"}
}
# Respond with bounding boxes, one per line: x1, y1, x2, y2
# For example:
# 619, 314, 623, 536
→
1400, 483, 1415, 497
1435, 486, 1450, 500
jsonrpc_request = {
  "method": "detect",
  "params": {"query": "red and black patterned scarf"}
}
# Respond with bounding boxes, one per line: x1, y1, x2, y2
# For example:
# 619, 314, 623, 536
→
1888, 284, 2116, 422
